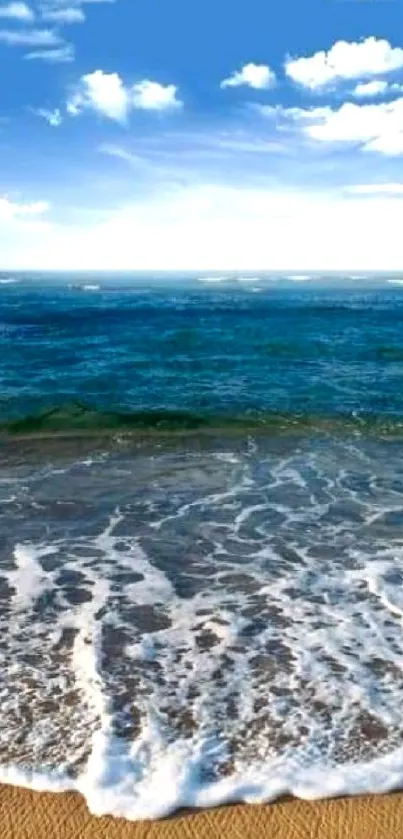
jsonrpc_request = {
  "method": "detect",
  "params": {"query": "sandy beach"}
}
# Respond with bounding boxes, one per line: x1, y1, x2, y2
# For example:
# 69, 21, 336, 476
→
1, 785, 403, 839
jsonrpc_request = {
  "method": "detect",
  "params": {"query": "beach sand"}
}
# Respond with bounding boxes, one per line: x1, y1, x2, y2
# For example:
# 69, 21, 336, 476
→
1, 785, 403, 839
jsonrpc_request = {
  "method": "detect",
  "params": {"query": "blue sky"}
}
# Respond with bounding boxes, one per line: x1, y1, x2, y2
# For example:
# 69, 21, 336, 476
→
1, 0, 403, 270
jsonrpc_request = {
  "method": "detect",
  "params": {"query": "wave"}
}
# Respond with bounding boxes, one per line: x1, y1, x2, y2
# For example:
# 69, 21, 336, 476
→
197, 276, 230, 283
2, 403, 403, 438
3, 449, 403, 818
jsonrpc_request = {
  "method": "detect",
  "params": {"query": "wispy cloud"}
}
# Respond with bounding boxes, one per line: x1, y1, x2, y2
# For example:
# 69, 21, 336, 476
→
0, 195, 49, 219
0, 2, 34, 21
37, 0, 117, 23
0, 26, 60, 45
41, 6, 85, 24
99, 144, 143, 163
25, 43, 74, 60
345, 182, 403, 194
221, 63, 276, 90
32, 106, 63, 125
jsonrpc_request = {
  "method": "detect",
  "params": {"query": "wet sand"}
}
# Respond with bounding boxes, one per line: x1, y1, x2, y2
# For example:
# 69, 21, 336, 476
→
1, 785, 403, 839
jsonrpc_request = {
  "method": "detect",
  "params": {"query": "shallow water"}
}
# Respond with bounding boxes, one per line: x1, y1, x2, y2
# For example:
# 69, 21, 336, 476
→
2, 275, 403, 818
1, 432, 403, 817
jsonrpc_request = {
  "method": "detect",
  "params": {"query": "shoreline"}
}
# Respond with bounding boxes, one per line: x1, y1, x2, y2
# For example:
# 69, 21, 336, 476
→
0, 784, 403, 839
1, 785, 403, 839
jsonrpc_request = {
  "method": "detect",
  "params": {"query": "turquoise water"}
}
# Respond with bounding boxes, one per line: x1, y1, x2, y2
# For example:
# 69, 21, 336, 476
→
1, 273, 403, 432
2, 273, 403, 819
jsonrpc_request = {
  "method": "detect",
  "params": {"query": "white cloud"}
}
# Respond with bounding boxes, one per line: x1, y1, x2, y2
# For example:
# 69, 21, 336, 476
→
262, 97, 403, 156
25, 43, 74, 61
0, 196, 49, 220
3, 186, 403, 272
0, 2, 33, 20
67, 70, 182, 121
42, 6, 85, 23
285, 37, 403, 89
346, 183, 403, 194
33, 107, 63, 126
67, 70, 130, 121
0, 27, 60, 45
131, 80, 182, 111
221, 62, 276, 90
99, 144, 148, 166
352, 80, 388, 98
304, 98, 403, 155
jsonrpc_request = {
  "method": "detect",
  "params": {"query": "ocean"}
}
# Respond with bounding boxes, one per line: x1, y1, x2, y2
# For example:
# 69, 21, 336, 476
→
1, 271, 403, 819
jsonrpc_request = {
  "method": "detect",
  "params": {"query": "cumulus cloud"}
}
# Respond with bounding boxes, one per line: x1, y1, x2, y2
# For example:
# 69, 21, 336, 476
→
303, 98, 403, 155
261, 96, 403, 156
131, 80, 182, 110
0, 2, 33, 20
67, 70, 130, 121
67, 70, 182, 122
352, 80, 388, 98
285, 37, 403, 89
221, 62, 276, 90
0, 196, 49, 220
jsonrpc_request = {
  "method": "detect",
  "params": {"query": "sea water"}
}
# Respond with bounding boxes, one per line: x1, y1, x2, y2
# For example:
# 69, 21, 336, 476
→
1, 272, 403, 819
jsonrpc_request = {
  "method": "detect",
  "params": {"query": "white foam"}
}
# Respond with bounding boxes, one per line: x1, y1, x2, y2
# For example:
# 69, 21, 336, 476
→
2, 736, 403, 821
0, 277, 18, 285
6, 544, 56, 611
3, 444, 403, 819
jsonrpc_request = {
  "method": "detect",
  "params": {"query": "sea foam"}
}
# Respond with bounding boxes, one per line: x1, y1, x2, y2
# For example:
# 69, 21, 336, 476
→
2, 439, 403, 819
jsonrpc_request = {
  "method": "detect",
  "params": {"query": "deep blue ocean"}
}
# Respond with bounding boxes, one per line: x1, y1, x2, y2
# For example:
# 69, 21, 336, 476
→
2, 272, 403, 820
